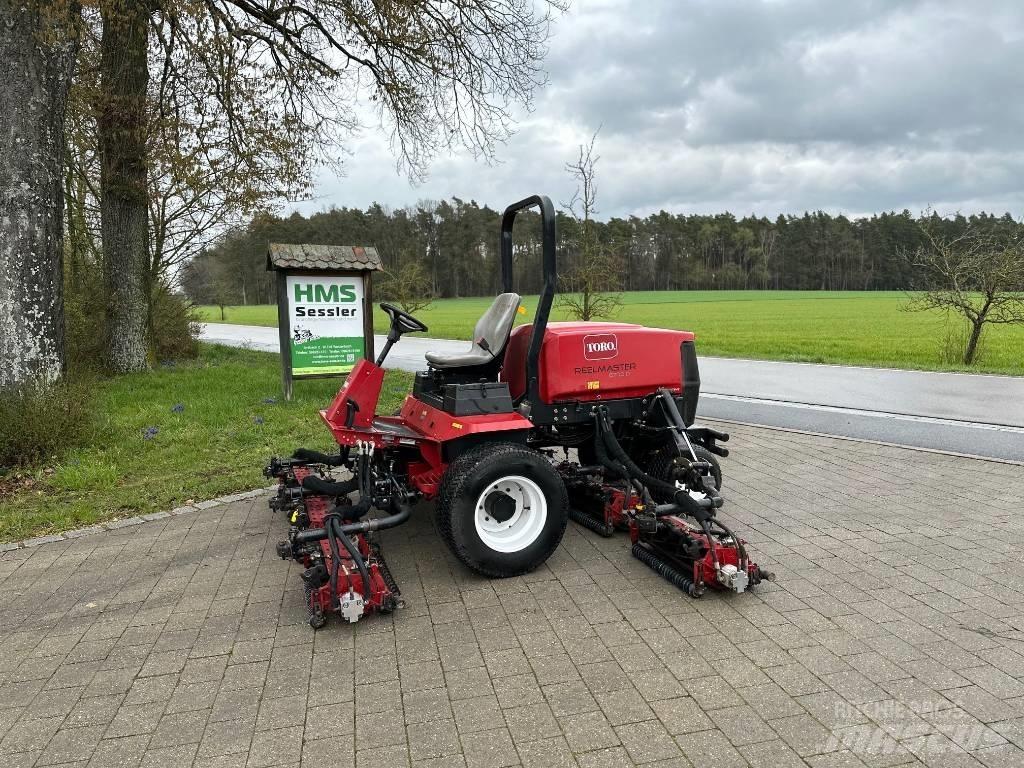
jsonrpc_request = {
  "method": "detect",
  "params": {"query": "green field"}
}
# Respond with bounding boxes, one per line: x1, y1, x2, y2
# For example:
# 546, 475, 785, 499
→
197, 291, 1024, 375
0, 345, 412, 542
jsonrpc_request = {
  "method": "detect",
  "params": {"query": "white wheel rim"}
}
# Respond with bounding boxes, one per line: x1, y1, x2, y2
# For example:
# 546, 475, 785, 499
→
474, 475, 548, 553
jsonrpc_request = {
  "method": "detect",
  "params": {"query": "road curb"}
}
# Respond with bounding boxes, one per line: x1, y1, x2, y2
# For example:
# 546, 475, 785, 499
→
1, 486, 275, 553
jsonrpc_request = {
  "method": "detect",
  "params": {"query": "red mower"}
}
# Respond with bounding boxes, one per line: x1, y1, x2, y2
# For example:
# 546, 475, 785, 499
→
267, 195, 773, 628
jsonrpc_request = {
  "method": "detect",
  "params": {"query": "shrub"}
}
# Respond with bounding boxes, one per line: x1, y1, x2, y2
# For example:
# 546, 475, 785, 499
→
0, 378, 95, 469
64, 266, 106, 375
151, 288, 200, 363
65, 274, 200, 370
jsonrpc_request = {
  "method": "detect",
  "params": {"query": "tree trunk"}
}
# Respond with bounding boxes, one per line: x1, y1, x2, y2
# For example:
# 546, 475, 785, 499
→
0, 2, 78, 390
963, 318, 985, 365
98, 0, 150, 373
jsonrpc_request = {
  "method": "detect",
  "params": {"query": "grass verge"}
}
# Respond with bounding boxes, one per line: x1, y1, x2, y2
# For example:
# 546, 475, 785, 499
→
196, 290, 1024, 376
0, 344, 412, 543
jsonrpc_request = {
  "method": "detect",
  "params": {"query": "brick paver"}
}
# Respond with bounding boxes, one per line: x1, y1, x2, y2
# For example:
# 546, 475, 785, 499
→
2, 424, 1023, 767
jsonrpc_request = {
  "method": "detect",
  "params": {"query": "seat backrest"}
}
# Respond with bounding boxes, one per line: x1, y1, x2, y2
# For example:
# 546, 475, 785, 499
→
474, 292, 521, 356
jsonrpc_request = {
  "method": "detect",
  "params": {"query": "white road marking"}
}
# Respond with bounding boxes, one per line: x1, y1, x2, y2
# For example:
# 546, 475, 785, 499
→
701, 393, 1024, 433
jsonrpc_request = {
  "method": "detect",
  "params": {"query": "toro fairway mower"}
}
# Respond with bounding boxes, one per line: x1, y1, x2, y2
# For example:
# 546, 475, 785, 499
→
267, 195, 773, 628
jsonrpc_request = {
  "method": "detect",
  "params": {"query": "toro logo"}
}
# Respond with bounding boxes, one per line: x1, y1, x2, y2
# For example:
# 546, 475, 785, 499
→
583, 333, 618, 360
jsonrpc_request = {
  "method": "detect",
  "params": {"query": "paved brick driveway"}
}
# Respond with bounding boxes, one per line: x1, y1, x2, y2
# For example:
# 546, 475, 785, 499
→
2, 424, 1023, 768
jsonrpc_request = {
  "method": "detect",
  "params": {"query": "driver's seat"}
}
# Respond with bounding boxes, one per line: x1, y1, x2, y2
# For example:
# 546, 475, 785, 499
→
425, 293, 521, 370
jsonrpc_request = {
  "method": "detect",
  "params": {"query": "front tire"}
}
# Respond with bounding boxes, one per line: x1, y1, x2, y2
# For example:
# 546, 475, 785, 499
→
437, 443, 568, 578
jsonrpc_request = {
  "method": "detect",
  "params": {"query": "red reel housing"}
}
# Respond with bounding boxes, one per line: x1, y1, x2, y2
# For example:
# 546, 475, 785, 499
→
630, 513, 768, 596
289, 467, 398, 625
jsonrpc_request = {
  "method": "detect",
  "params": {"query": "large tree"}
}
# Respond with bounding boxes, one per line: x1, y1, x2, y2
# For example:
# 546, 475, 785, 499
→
97, 0, 152, 372
65, 5, 312, 346
88, 0, 563, 371
0, 2, 79, 389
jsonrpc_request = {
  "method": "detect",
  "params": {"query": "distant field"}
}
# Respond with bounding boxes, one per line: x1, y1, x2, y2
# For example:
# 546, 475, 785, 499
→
196, 291, 1024, 375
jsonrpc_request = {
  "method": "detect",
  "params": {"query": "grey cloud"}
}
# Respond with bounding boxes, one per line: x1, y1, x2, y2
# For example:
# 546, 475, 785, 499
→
294, 0, 1024, 220
546, 0, 1024, 149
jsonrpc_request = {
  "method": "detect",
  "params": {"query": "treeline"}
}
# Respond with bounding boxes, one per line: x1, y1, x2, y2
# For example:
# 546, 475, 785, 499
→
182, 199, 1021, 302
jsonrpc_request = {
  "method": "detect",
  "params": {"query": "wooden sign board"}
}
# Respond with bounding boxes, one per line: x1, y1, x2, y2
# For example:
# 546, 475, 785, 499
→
267, 244, 382, 400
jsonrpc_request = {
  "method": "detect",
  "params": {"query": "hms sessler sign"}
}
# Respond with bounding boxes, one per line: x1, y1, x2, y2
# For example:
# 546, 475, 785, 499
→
285, 275, 366, 375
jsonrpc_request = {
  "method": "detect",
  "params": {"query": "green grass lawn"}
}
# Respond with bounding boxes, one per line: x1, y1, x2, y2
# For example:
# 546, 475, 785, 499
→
197, 291, 1024, 375
0, 344, 412, 542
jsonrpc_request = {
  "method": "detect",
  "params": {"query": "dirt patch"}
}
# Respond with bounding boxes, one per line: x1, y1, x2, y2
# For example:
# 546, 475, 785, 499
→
0, 472, 39, 501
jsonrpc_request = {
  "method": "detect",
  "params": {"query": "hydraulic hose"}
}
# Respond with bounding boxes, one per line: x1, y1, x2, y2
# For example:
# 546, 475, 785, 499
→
293, 500, 413, 546
347, 499, 412, 533
325, 513, 343, 608
302, 475, 358, 496
292, 447, 350, 466
324, 509, 373, 610
361, 449, 372, 494
595, 411, 714, 519
591, 424, 630, 481
345, 495, 373, 522
712, 518, 748, 571
697, 518, 721, 578
324, 442, 370, 610
655, 388, 700, 462
596, 411, 669, 491
335, 516, 372, 601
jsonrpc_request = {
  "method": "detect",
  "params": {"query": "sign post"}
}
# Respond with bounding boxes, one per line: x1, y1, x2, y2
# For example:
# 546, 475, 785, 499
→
267, 244, 382, 400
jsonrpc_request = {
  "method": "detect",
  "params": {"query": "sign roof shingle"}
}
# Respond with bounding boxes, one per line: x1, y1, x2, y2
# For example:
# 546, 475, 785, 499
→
267, 243, 382, 272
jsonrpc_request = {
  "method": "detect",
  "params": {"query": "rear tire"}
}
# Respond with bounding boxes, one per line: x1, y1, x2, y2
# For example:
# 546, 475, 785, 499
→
437, 443, 568, 578
647, 444, 722, 498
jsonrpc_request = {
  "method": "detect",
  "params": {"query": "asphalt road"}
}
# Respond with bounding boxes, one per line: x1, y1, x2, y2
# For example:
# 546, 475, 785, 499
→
200, 322, 1024, 462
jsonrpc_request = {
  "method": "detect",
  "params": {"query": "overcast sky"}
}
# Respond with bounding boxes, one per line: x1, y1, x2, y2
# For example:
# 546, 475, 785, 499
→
292, 0, 1024, 220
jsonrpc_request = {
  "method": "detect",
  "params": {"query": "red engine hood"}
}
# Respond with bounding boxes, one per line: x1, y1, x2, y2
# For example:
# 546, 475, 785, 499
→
501, 321, 696, 404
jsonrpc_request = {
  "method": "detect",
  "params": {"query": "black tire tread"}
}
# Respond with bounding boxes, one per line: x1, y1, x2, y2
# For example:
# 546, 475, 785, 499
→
436, 442, 568, 578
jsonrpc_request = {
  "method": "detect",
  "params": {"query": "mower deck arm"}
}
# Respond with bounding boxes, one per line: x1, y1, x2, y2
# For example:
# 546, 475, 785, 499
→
685, 426, 730, 458
293, 501, 413, 547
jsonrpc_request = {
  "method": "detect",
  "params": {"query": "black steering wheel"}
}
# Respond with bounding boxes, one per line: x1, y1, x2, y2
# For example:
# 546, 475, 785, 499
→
380, 302, 428, 335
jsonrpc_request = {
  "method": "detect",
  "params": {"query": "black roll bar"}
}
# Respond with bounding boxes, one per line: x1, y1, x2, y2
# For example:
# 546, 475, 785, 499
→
500, 195, 557, 408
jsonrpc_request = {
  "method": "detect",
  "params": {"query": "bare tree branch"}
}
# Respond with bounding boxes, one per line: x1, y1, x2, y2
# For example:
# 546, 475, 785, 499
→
902, 212, 1024, 364
557, 130, 624, 321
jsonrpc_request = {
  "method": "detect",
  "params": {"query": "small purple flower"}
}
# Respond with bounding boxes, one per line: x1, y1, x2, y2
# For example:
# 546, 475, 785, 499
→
171, 403, 185, 413
142, 426, 160, 440
253, 416, 265, 425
